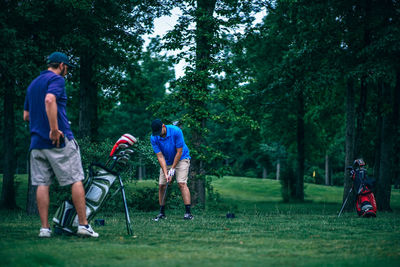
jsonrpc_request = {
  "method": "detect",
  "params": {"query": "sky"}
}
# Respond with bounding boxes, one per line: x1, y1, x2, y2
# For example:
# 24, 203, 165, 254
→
144, 8, 266, 79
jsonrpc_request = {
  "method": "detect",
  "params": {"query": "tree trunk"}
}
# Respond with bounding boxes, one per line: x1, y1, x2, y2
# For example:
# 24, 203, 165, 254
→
393, 69, 400, 189
262, 167, 267, 179
26, 154, 38, 215
189, 0, 217, 206
1, 83, 17, 209
276, 159, 280, 180
343, 78, 356, 211
354, 0, 371, 158
373, 81, 383, 180
354, 76, 367, 158
325, 153, 329, 186
376, 82, 393, 211
138, 157, 143, 180
189, 154, 206, 206
79, 51, 98, 140
295, 88, 305, 201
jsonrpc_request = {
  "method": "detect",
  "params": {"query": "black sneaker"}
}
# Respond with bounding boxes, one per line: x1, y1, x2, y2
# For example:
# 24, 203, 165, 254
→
153, 213, 166, 221
183, 213, 194, 220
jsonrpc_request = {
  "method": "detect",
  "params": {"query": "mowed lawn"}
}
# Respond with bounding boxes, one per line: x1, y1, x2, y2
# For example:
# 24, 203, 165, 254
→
1, 175, 400, 266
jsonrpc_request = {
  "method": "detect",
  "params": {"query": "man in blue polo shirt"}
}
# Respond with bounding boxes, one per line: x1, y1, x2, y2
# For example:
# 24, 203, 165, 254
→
23, 52, 98, 237
150, 119, 193, 220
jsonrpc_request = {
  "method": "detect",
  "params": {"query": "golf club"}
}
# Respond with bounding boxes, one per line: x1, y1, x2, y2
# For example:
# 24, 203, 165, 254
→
161, 181, 169, 206
124, 149, 134, 155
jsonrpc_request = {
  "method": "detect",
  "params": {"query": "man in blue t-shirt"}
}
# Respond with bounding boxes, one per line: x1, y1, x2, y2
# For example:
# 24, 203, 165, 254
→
150, 119, 193, 220
23, 52, 98, 238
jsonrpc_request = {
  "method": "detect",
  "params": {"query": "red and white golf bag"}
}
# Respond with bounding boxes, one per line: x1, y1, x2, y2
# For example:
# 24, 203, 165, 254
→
350, 159, 377, 217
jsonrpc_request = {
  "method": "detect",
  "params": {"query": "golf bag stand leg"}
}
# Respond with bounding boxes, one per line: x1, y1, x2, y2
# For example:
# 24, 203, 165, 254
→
118, 174, 133, 236
338, 187, 352, 217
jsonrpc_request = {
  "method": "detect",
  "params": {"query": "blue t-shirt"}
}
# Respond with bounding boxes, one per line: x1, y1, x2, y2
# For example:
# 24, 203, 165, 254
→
24, 70, 74, 149
150, 125, 190, 165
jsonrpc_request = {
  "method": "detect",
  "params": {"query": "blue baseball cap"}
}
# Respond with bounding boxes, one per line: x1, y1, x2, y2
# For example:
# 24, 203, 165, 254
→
47, 52, 75, 68
151, 119, 163, 136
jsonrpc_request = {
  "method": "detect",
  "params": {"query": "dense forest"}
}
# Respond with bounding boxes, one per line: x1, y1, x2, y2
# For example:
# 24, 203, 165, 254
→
1, 0, 399, 211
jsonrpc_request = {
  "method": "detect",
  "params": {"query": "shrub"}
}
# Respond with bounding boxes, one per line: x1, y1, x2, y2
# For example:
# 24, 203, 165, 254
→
331, 172, 344, 186
50, 137, 159, 212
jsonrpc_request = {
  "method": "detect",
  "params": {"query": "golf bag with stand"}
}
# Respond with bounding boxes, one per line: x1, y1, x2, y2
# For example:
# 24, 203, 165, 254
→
349, 159, 377, 217
53, 134, 137, 235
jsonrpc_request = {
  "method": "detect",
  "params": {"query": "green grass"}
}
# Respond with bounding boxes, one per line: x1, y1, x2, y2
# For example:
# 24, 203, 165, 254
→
1, 175, 400, 266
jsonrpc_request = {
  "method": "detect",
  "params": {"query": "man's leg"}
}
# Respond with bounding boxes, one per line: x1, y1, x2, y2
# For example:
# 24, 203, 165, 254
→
37, 185, 50, 228
154, 167, 168, 221
178, 183, 191, 205
156, 184, 167, 219
159, 184, 167, 205
72, 181, 99, 237
175, 159, 192, 219
71, 181, 88, 225
179, 182, 193, 220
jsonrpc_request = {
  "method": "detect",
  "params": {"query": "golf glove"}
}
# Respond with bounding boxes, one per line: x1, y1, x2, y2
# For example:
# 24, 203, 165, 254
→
168, 168, 175, 177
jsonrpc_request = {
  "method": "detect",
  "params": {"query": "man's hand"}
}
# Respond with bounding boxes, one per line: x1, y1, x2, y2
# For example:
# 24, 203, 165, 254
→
168, 168, 175, 177
49, 129, 64, 148
166, 168, 175, 183
23, 110, 30, 122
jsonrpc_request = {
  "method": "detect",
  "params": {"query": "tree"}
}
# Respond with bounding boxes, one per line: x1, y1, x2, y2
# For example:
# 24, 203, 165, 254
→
99, 37, 175, 140
237, 0, 347, 200
0, 0, 172, 209
0, 0, 66, 209
153, 0, 260, 205
58, 0, 172, 140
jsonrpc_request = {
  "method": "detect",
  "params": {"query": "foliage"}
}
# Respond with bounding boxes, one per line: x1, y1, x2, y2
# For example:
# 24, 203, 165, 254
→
2, 0, 400, 210
151, 1, 262, 206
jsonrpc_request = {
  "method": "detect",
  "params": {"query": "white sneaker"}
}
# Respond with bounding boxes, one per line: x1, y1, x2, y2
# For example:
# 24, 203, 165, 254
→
77, 224, 99, 238
39, 228, 52, 238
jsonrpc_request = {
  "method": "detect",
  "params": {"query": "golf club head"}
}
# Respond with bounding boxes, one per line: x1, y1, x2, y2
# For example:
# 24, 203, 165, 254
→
117, 143, 129, 150
124, 149, 134, 155
117, 150, 126, 156
117, 156, 129, 163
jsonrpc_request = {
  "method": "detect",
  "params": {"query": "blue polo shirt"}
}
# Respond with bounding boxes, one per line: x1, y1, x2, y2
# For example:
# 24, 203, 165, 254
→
24, 70, 74, 150
150, 125, 190, 165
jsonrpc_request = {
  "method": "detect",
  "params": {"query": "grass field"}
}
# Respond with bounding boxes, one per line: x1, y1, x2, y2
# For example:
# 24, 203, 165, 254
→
1, 175, 400, 266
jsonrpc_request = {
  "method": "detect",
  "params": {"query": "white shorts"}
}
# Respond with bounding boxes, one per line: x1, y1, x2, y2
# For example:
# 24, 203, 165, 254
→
159, 159, 190, 185
30, 138, 84, 186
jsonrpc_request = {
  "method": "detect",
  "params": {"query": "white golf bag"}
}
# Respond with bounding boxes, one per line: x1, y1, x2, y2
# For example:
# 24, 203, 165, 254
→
53, 133, 136, 235
53, 164, 122, 233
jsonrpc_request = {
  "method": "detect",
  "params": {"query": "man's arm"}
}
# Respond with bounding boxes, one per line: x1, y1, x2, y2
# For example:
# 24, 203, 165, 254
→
45, 93, 63, 147
156, 152, 171, 182
171, 147, 183, 169
23, 111, 29, 122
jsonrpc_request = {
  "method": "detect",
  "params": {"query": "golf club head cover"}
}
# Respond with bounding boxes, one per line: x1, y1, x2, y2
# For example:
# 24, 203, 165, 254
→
109, 133, 137, 157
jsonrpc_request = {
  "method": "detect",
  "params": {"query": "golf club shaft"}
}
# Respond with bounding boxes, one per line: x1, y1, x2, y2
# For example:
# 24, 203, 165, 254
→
338, 187, 352, 217
161, 182, 169, 206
